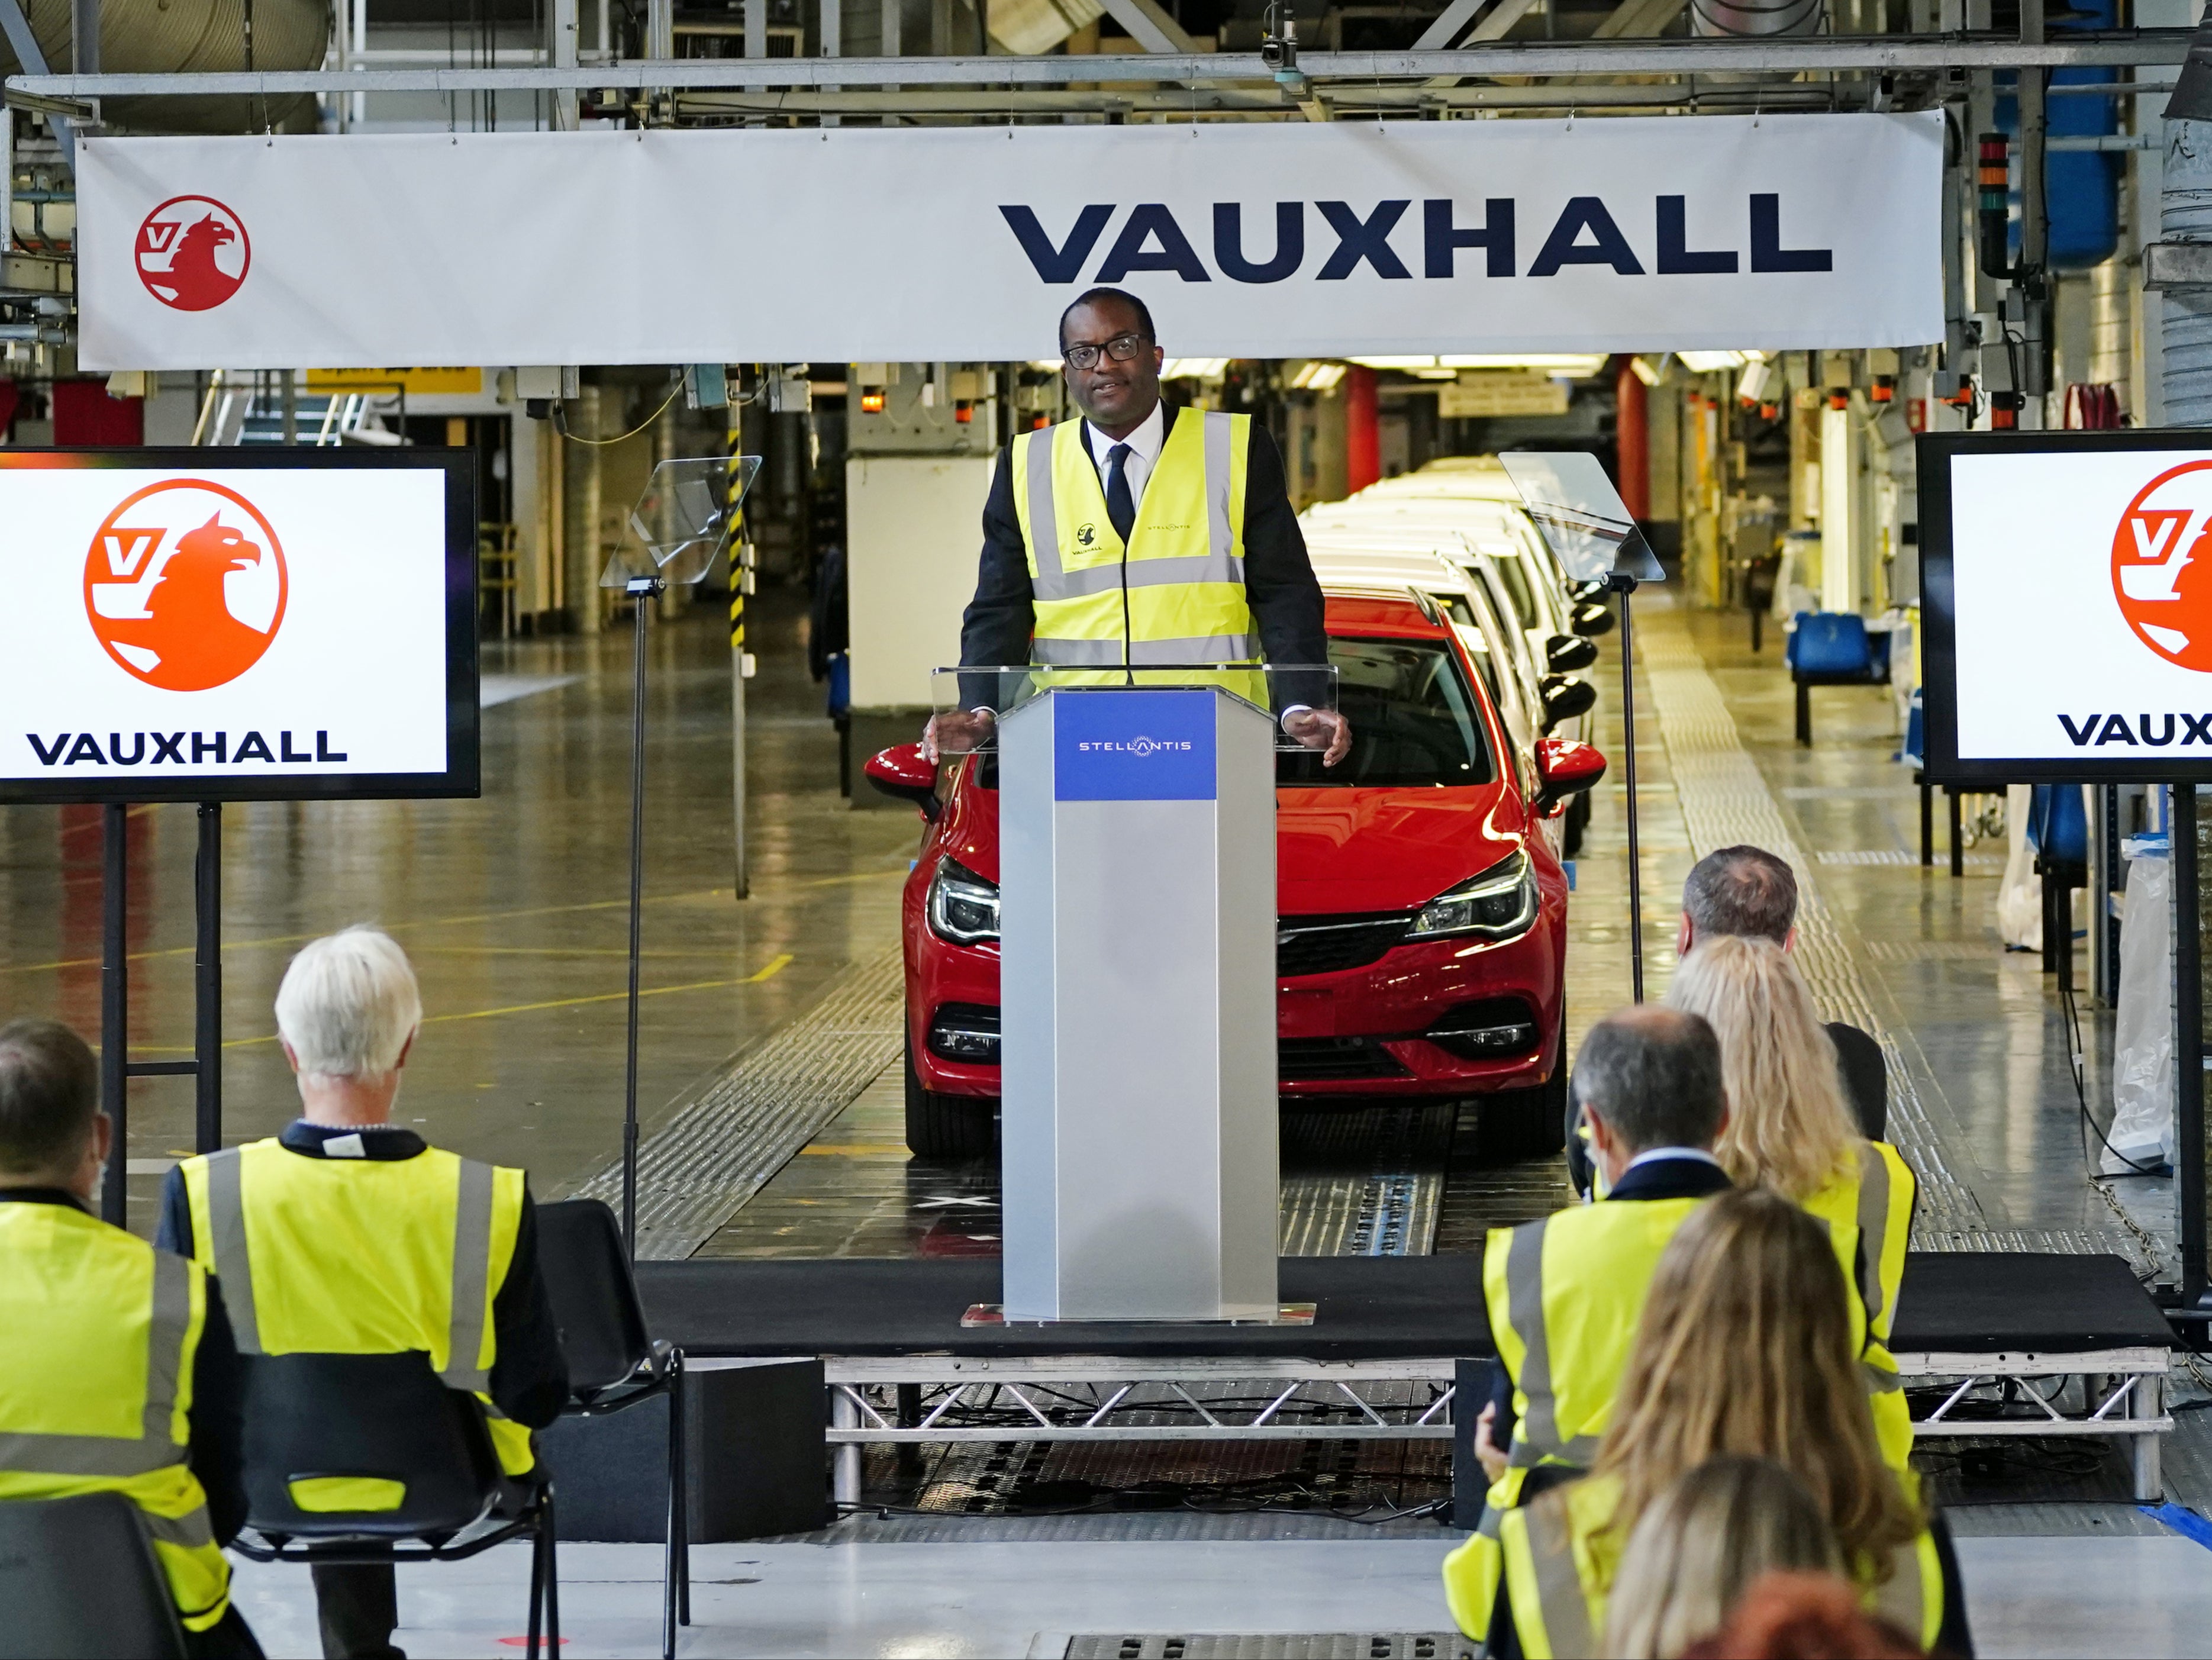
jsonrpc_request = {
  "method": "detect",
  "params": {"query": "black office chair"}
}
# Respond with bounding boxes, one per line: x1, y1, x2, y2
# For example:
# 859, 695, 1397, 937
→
0, 1491, 189, 1660
229, 1350, 560, 1660
537, 1197, 690, 1660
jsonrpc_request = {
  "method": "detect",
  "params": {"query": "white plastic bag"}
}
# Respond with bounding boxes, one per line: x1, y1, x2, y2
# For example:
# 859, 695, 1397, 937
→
1996, 783, 2041, 952
2107, 845, 2174, 1174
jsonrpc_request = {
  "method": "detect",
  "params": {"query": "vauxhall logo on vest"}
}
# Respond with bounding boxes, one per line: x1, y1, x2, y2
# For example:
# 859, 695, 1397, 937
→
996, 195, 1833, 286
2074, 460, 2212, 751
30, 478, 347, 771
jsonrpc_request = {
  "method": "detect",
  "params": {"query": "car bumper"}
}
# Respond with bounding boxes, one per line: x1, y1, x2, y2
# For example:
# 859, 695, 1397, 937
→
904, 920, 1565, 1104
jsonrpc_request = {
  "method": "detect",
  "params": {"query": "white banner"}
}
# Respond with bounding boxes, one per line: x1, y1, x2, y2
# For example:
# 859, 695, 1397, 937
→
77, 113, 1941, 371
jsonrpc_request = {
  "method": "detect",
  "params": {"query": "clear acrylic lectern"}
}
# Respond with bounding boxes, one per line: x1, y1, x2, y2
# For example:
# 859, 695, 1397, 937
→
932, 666, 1336, 1323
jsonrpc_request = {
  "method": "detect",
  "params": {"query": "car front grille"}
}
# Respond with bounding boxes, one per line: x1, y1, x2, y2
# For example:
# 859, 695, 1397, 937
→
1276, 911, 1413, 978
1278, 1036, 1411, 1082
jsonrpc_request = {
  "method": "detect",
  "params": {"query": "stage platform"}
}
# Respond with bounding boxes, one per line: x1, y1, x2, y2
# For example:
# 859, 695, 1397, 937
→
639, 1249, 2181, 1506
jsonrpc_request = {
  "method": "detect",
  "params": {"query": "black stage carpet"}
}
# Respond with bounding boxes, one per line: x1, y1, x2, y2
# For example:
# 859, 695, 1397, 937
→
1890, 1252, 2173, 1353
639, 1250, 2172, 1361
638, 1255, 1486, 1360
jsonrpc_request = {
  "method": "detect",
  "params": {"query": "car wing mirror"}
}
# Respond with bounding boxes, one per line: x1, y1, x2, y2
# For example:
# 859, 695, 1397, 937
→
1544, 632, 1598, 673
865, 743, 941, 819
1533, 736, 1608, 814
1569, 599, 1617, 637
1539, 675, 1598, 730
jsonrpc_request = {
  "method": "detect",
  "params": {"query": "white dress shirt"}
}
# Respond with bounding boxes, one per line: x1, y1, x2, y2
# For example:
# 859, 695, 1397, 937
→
1082, 401, 1166, 508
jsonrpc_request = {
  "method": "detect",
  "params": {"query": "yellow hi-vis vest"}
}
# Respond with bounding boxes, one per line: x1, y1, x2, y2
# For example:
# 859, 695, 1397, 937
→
1011, 408, 1261, 682
178, 1140, 534, 1480
1440, 1198, 1879, 1643
1441, 1197, 1714, 1642
0, 1201, 231, 1632
1804, 1140, 1919, 1473
1495, 1474, 1944, 1660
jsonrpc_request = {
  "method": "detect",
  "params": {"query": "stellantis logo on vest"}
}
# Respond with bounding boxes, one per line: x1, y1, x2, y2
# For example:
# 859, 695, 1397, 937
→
1056, 689, 1216, 802
998, 196, 1831, 286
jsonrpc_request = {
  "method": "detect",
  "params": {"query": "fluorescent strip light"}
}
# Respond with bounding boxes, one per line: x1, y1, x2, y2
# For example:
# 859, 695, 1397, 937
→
1677, 350, 1749, 373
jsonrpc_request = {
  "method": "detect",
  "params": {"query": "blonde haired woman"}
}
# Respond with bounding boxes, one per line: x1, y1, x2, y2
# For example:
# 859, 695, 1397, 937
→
1482, 1190, 1969, 1660
1604, 1457, 1843, 1659
1665, 934, 1918, 1471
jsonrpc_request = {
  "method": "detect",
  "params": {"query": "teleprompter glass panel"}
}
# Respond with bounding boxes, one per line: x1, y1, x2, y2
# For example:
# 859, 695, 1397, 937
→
1498, 450, 1665, 587
600, 455, 762, 588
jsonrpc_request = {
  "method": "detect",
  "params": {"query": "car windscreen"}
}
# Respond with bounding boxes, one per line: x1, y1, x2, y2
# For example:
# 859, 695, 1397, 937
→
1482, 548, 1540, 633
1278, 636, 1496, 789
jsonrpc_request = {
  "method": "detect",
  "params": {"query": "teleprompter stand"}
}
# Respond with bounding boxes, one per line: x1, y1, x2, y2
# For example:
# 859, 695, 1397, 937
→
1500, 452, 1666, 1003
98, 801, 224, 1227
602, 454, 760, 1261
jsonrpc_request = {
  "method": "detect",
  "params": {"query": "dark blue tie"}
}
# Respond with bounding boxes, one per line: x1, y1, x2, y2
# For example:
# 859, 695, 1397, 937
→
1105, 443, 1136, 545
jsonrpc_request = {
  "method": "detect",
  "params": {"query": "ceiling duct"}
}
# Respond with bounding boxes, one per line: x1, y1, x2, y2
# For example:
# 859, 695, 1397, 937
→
0, 0, 328, 133
985, 0, 1105, 54
1689, 0, 1821, 37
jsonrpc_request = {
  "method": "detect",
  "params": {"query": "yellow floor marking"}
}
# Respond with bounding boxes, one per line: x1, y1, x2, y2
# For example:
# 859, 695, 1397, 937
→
797, 1144, 907, 1156
127, 954, 798, 1052
1, 888, 737, 977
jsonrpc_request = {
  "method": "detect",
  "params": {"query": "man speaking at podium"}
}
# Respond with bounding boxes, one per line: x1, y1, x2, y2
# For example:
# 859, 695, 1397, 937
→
926, 286, 1350, 763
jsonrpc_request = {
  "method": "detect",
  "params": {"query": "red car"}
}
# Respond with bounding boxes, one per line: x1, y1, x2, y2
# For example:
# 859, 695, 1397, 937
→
866, 589, 1607, 1161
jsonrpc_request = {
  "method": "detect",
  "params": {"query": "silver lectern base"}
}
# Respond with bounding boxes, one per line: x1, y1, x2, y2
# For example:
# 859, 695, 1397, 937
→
960, 1302, 1317, 1329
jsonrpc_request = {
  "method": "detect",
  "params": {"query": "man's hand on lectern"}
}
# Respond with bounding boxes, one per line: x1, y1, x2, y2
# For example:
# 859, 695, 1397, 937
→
1285, 708, 1352, 768
923, 708, 995, 762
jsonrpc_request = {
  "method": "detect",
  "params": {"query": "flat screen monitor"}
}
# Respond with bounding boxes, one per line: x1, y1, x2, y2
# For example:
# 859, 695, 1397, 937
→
0, 447, 479, 803
1920, 430, 2212, 784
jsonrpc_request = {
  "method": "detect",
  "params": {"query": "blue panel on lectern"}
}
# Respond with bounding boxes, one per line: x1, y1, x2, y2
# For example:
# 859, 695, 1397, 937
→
1053, 689, 1217, 801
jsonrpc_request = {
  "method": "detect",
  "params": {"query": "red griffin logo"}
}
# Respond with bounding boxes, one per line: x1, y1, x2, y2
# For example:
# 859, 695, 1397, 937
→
2111, 460, 2212, 672
83, 480, 287, 691
134, 196, 250, 312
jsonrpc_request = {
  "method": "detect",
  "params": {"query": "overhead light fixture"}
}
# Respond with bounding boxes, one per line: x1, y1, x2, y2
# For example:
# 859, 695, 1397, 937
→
1347, 354, 1609, 378
1677, 350, 1749, 374
1161, 358, 1230, 381
1629, 356, 1666, 388
1289, 361, 1347, 391
1413, 368, 1459, 381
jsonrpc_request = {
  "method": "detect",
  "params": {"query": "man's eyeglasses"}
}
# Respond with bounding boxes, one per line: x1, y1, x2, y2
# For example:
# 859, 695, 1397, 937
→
1062, 332, 1149, 371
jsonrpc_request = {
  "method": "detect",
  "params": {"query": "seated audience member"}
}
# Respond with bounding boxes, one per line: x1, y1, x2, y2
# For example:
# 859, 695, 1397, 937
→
0, 1020, 263, 1659
1604, 1457, 1844, 1659
1679, 1573, 1929, 1660
1666, 936, 1917, 1472
160, 928, 567, 1660
1440, 1006, 1731, 1642
1570, 845, 1884, 1198
1675, 844, 1887, 1137
1477, 1188, 1970, 1660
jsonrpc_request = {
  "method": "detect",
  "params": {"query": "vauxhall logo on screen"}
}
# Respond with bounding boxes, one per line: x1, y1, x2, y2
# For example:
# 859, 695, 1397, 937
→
2067, 459, 2212, 750
27, 478, 346, 771
996, 194, 1833, 286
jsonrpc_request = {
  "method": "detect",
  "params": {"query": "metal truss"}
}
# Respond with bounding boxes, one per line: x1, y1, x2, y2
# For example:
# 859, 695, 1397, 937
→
4, 31, 2192, 109
1894, 1346, 2172, 1501
821, 1356, 1456, 1506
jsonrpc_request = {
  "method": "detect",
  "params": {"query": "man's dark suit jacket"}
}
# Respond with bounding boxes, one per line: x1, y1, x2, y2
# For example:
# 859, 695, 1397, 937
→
959, 412, 1329, 707
1485, 1153, 1731, 1455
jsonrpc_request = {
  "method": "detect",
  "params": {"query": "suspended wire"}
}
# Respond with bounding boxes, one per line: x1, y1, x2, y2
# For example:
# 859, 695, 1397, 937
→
553, 378, 686, 446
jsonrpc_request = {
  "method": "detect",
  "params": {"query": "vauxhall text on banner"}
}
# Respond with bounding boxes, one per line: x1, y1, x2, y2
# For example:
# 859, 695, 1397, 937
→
78, 113, 1942, 371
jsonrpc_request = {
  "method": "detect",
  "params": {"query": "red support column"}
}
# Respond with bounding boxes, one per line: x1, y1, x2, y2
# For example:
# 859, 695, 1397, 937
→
1614, 357, 1649, 520
1345, 366, 1380, 494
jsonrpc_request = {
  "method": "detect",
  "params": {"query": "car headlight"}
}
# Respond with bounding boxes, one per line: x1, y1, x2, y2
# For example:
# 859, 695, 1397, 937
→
927, 856, 1001, 945
1408, 850, 1538, 942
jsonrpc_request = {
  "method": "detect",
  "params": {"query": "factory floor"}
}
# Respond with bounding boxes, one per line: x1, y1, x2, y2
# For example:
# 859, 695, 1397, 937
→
5, 584, 2210, 1657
